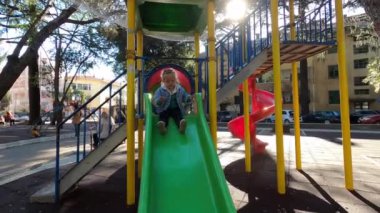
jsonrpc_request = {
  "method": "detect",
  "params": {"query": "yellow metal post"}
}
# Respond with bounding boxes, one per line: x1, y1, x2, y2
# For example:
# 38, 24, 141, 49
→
207, 0, 217, 147
243, 80, 251, 172
241, 25, 251, 172
126, 0, 136, 205
290, 0, 302, 170
137, 30, 144, 178
335, 0, 354, 190
270, 0, 286, 194
194, 32, 200, 93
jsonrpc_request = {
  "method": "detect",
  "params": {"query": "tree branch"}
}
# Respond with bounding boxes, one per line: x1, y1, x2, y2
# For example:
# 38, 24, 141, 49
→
66, 18, 100, 25
13, 2, 52, 56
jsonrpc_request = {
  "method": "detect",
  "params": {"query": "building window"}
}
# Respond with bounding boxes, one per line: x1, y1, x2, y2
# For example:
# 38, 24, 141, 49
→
354, 89, 369, 95
72, 83, 91, 91
353, 45, 368, 54
354, 76, 368, 86
328, 90, 340, 104
328, 65, 339, 79
354, 101, 369, 110
327, 46, 337, 54
354, 58, 368, 69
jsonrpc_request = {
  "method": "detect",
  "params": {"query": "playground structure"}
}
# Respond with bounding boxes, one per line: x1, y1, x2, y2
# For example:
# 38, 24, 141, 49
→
30, 0, 356, 212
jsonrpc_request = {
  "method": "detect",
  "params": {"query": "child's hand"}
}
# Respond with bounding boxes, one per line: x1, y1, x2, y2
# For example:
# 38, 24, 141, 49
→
159, 96, 166, 103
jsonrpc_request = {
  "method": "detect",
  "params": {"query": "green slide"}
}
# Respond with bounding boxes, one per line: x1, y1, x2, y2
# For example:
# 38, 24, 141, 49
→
138, 94, 236, 213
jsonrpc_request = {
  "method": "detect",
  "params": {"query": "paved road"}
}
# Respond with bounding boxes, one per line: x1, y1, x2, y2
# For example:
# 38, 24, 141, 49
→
0, 133, 94, 186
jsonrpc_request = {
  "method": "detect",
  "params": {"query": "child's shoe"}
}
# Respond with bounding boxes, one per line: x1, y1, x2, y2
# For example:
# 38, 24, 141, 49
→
179, 119, 186, 134
157, 121, 167, 134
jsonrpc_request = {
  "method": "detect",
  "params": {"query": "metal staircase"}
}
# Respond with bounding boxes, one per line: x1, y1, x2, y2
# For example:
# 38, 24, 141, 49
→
212, 0, 336, 103
31, 72, 128, 203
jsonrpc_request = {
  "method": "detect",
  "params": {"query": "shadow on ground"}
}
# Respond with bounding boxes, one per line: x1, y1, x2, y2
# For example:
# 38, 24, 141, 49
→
0, 159, 139, 213
224, 153, 348, 213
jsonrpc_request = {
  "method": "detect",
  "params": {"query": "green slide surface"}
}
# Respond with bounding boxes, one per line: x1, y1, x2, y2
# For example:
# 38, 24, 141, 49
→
138, 94, 235, 213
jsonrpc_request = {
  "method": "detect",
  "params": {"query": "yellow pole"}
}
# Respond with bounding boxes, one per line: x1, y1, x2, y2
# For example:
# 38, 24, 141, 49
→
243, 80, 251, 172
207, 0, 217, 147
126, 0, 136, 205
137, 30, 144, 178
241, 25, 251, 172
289, 0, 302, 170
194, 32, 200, 93
270, 0, 286, 194
335, 0, 354, 190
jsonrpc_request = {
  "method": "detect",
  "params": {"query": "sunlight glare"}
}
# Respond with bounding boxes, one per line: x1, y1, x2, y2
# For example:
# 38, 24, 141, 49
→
226, 0, 247, 21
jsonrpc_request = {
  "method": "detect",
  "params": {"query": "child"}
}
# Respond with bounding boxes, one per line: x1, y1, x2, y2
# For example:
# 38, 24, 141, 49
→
98, 111, 115, 145
153, 68, 192, 134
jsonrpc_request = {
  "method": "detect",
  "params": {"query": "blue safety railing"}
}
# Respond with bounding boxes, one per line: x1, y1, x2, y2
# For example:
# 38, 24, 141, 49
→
55, 71, 127, 201
214, 0, 336, 89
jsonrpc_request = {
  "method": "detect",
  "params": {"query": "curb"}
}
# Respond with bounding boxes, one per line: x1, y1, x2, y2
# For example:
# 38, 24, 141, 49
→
0, 133, 76, 150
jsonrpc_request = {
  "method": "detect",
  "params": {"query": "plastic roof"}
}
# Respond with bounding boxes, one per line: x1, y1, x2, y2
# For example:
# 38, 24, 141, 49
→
136, 0, 209, 41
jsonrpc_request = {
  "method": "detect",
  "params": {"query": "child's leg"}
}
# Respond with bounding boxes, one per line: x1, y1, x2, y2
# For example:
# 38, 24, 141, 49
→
169, 108, 183, 128
158, 110, 170, 134
158, 110, 170, 127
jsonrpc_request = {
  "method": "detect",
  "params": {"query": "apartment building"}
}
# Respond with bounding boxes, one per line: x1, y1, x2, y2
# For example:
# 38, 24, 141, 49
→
68, 75, 126, 110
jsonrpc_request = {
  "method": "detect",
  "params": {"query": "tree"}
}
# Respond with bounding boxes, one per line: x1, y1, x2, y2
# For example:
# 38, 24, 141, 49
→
0, 0, 124, 124
345, 0, 380, 36
363, 57, 380, 92
345, 14, 380, 93
0, 92, 11, 110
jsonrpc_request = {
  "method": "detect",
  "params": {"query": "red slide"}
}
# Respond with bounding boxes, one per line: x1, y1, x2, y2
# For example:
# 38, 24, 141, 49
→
227, 76, 275, 153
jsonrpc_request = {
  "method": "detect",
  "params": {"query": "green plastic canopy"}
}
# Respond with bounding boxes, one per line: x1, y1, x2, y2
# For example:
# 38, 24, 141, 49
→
136, 0, 208, 41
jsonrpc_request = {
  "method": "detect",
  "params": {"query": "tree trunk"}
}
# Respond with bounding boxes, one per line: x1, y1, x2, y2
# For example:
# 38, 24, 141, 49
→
299, 59, 310, 115
28, 53, 41, 125
51, 37, 63, 125
0, 6, 77, 100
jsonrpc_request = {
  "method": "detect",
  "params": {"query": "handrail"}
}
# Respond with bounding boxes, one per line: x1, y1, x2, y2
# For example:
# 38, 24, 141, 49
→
78, 83, 127, 125
57, 71, 126, 129
212, 0, 336, 90
55, 71, 127, 202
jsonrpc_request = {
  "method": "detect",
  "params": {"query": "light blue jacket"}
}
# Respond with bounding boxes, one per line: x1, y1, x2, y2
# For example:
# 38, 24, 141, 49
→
153, 84, 192, 115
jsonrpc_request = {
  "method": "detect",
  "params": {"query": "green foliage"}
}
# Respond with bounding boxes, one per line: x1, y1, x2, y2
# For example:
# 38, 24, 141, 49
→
346, 14, 380, 93
363, 57, 380, 93
143, 36, 195, 72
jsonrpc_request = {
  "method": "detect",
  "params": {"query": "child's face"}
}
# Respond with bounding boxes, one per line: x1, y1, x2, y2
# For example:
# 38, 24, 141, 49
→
163, 74, 176, 91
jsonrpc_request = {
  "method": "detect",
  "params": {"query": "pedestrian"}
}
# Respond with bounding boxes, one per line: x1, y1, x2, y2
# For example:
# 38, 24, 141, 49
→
95, 110, 115, 148
71, 102, 82, 137
153, 68, 192, 134
5, 111, 15, 126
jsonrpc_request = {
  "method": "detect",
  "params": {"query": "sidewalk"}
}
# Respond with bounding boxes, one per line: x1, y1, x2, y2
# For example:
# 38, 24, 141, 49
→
0, 130, 379, 212
0, 124, 75, 144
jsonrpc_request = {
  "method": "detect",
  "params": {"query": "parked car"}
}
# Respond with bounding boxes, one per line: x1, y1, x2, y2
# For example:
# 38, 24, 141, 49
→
358, 114, 380, 124
350, 110, 379, 124
269, 110, 294, 124
302, 111, 340, 124
217, 111, 236, 122
14, 112, 29, 122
